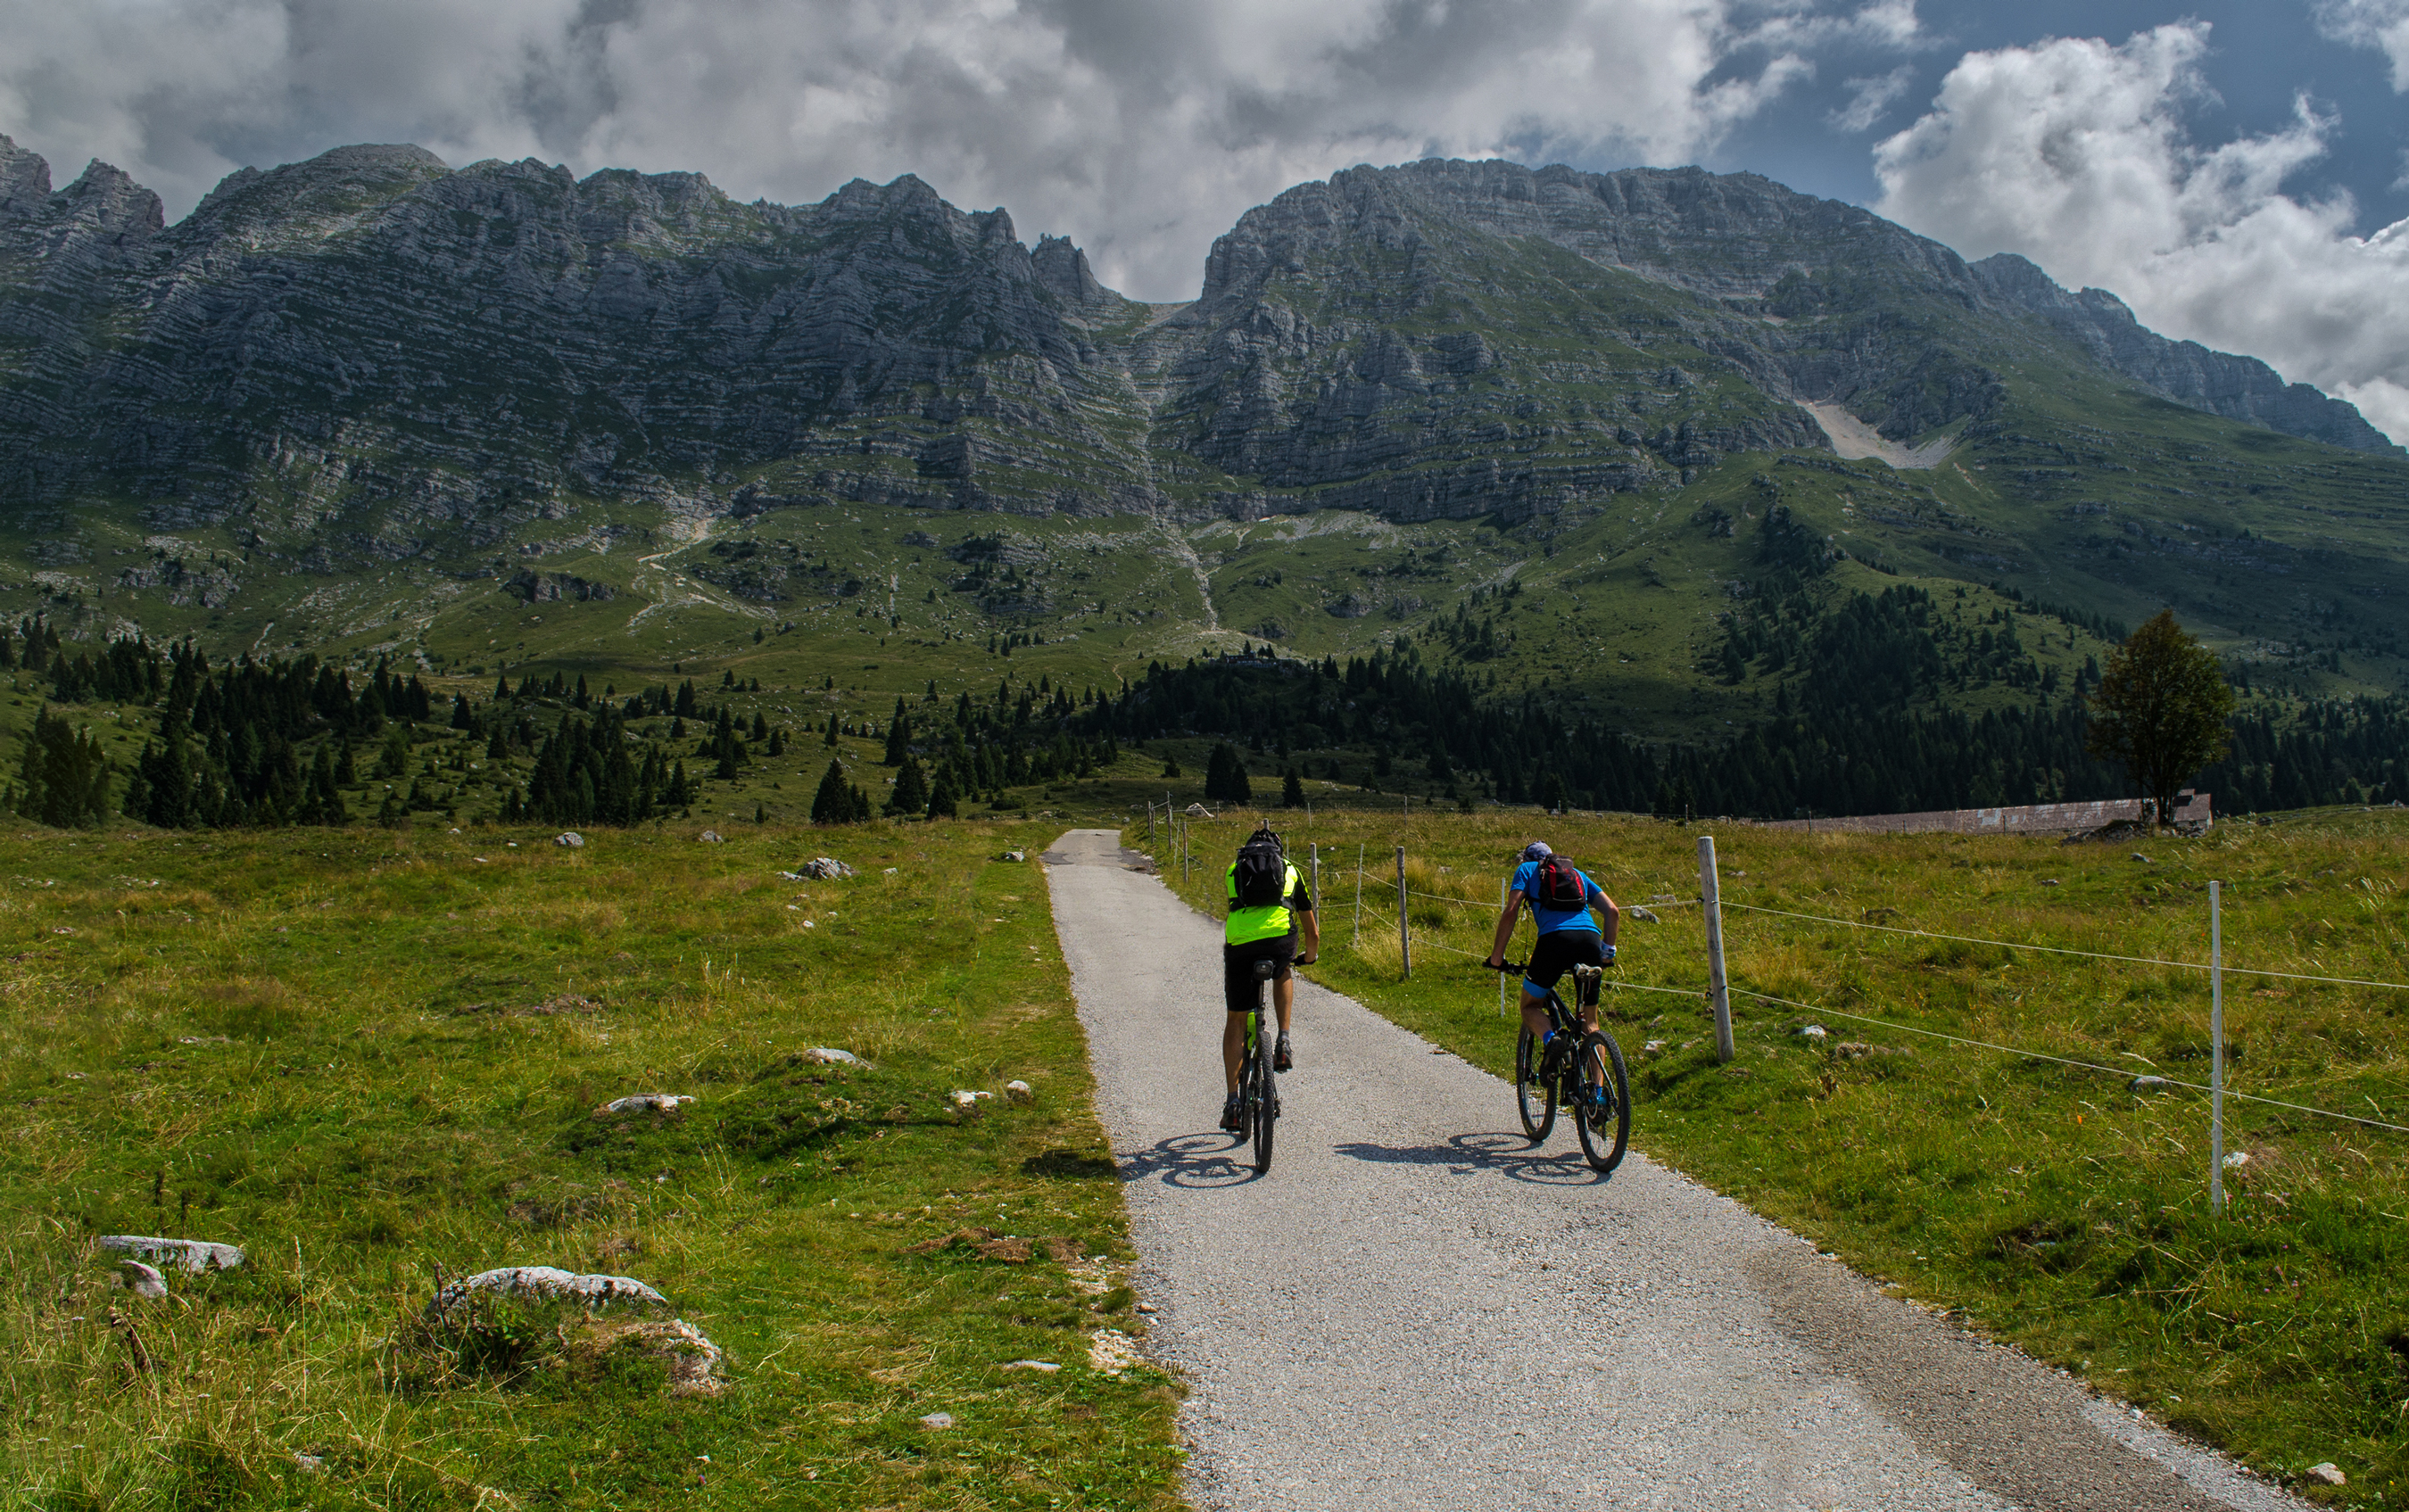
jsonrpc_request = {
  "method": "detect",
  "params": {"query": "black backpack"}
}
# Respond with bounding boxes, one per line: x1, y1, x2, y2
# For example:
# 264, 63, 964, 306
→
1529, 854, 1587, 912
1232, 832, 1288, 908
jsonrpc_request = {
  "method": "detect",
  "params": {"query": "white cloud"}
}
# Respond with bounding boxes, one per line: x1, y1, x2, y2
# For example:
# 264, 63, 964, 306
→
0, 0, 1919, 300
2315, 0, 2409, 90
1873, 23, 2409, 444
1830, 65, 1915, 133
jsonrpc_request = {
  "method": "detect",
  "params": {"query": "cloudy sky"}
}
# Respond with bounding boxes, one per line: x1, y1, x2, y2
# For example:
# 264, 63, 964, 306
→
4, 0, 2405, 440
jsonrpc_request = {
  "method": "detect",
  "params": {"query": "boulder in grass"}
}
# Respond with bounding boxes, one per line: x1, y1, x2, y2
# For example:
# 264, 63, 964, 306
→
919, 1411, 955, 1430
999, 849, 1026, 863
99, 1235, 243, 1273
556, 832, 584, 847
699, 830, 724, 843
799, 1046, 867, 1068
1795, 1024, 1828, 1042
427, 1266, 669, 1320
799, 857, 855, 880
2308, 1464, 2347, 1486
598, 1094, 693, 1116
1005, 1079, 1034, 1103
2130, 1074, 2173, 1094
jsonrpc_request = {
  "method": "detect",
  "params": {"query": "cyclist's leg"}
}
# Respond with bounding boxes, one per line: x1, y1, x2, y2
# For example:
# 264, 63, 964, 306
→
1221, 946, 1255, 1096
1522, 931, 1576, 1038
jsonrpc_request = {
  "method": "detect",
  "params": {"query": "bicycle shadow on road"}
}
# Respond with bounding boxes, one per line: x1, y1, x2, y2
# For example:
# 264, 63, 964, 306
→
1119, 1133, 1271, 1188
1332, 1131, 1618, 1187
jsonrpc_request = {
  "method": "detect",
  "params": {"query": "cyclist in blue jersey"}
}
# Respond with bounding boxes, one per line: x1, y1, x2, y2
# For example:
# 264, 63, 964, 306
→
1485, 840, 1619, 1051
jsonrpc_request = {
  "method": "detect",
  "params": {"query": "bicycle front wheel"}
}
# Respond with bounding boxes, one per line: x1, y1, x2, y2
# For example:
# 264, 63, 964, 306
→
1250, 1015, 1277, 1173
1570, 1030, 1631, 1173
1514, 1029, 1556, 1143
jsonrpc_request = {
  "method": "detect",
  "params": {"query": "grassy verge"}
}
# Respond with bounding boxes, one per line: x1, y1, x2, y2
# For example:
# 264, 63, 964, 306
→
1133, 803, 2409, 1507
0, 818, 1182, 1510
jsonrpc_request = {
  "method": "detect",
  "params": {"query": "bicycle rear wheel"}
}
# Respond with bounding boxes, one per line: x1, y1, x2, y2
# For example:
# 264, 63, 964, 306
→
1250, 1012, 1277, 1173
1514, 1029, 1556, 1143
1570, 1030, 1631, 1173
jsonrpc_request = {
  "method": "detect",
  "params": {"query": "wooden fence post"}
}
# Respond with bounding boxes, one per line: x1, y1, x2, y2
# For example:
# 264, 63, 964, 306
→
2211, 880, 2226, 1212
1699, 835, 1734, 1063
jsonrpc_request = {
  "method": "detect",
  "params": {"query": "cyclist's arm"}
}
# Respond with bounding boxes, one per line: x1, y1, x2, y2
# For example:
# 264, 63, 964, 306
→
1588, 877, 1620, 948
1296, 905, 1320, 963
1487, 890, 1524, 966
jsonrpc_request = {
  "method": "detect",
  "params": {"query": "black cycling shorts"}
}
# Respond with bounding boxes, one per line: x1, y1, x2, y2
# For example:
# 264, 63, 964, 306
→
1222, 937, 1295, 1015
1522, 930, 1605, 997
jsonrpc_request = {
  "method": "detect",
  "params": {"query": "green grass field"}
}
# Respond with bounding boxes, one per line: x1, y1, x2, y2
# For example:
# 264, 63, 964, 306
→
1138, 803, 2409, 1506
0, 819, 1183, 1510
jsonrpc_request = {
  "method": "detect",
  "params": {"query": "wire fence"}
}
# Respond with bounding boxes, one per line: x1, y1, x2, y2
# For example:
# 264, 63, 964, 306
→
1157, 817, 2405, 1166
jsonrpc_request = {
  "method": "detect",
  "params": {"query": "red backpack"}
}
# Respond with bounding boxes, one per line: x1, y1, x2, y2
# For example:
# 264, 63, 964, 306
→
1529, 854, 1588, 912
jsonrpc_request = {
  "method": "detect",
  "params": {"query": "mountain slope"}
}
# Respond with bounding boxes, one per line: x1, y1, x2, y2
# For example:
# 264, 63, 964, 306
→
3, 139, 2405, 733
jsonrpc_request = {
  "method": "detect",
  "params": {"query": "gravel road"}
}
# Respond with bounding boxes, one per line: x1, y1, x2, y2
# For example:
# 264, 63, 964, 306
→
1041, 829, 2306, 1512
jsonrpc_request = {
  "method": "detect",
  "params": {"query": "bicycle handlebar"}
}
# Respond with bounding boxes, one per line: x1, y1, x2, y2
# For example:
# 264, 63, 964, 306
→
1484, 959, 1527, 974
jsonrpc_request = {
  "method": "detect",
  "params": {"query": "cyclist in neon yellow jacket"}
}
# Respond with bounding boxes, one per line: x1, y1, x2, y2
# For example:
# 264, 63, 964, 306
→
1221, 825, 1320, 1131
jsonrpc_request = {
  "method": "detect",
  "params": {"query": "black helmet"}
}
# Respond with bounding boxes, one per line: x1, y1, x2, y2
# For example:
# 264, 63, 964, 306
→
1249, 822, 1284, 853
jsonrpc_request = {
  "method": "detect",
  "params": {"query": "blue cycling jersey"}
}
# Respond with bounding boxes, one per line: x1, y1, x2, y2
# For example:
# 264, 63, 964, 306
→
1510, 859, 1606, 935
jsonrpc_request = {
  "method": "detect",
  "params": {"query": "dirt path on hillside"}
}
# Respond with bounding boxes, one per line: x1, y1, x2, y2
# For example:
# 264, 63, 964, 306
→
1041, 829, 2305, 1512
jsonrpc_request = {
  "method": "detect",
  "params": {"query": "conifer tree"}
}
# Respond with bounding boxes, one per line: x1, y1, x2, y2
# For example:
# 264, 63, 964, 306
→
926, 770, 959, 820
1282, 766, 1305, 808
811, 758, 855, 824
886, 755, 930, 815
14, 707, 110, 829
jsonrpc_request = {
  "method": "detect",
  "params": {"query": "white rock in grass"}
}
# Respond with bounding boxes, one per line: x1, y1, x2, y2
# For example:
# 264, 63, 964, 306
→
1000, 850, 1026, 863
1629, 906, 1660, 923
99, 1235, 243, 1273
799, 857, 855, 880
556, 831, 584, 847
2223, 1150, 2250, 1169
699, 830, 724, 842
953, 1089, 992, 1109
427, 1266, 668, 1319
2308, 1463, 2347, 1486
1005, 1080, 1034, 1103
1001, 1359, 1061, 1373
918, 1412, 956, 1431
600, 1094, 693, 1115
120, 1260, 168, 1299
294, 1454, 325, 1473
1796, 1024, 1827, 1041
800, 1047, 866, 1067
2129, 1075, 2173, 1094
1088, 1329, 1143, 1375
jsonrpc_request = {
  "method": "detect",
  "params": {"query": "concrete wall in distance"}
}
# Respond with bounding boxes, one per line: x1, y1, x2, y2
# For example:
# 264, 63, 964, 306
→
1756, 790, 2211, 837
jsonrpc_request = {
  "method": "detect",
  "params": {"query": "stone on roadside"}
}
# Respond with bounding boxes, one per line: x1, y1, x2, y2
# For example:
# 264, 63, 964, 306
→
100, 1235, 243, 1273
919, 1412, 956, 1431
2130, 1075, 2172, 1094
598, 1093, 693, 1116
120, 1260, 168, 1299
1000, 849, 1026, 862
2308, 1463, 2347, 1486
1005, 1079, 1034, 1103
556, 831, 584, 847
1088, 1329, 1142, 1375
799, 856, 855, 880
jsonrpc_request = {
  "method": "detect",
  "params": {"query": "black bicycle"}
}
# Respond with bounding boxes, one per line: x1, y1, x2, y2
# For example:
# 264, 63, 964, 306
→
1234, 958, 1281, 1173
1489, 961, 1630, 1172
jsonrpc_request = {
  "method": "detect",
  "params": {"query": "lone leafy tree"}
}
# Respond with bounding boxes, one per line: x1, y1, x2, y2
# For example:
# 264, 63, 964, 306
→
2084, 610, 2235, 825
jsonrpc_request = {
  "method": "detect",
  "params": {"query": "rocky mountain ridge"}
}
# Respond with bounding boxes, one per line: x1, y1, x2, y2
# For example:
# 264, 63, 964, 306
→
0, 136, 2397, 562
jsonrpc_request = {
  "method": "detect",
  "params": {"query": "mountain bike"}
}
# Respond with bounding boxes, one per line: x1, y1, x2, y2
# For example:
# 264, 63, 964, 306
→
1488, 961, 1630, 1172
1234, 957, 1281, 1173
